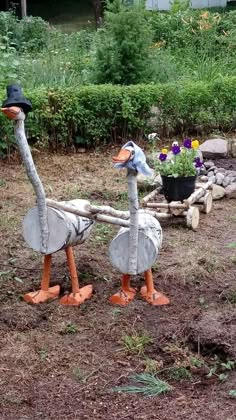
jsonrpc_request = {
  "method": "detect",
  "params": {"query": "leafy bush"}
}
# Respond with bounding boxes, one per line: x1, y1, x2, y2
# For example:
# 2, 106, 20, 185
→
0, 11, 50, 52
1, 77, 236, 155
93, 0, 154, 84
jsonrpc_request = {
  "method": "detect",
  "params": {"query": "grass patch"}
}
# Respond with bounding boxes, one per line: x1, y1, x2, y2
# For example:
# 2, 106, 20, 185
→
61, 323, 77, 334
120, 332, 153, 355
114, 373, 172, 397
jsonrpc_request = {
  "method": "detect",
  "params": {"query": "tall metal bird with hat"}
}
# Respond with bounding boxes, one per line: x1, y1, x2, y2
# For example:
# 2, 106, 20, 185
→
1, 85, 95, 305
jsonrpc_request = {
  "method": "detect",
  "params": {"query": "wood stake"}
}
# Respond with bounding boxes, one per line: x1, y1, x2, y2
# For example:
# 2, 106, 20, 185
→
142, 189, 159, 206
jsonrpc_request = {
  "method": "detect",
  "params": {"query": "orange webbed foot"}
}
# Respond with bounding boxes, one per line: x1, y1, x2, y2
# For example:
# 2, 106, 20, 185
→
109, 287, 136, 306
140, 286, 170, 306
60, 285, 93, 306
23, 285, 60, 304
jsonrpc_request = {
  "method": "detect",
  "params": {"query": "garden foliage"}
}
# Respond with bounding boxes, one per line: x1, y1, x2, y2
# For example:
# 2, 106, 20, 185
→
1, 77, 236, 154
1, 6, 236, 154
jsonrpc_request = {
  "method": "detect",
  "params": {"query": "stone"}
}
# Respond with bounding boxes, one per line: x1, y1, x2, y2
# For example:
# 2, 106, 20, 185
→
222, 176, 230, 188
226, 170, 236, 178
208, 175, 216, 184
211, 184, 225, 200
199, 175, 208, 182
199, 167, 207, 175
225, 184, 236, 199
215, 173, 225, 186
207, 171, 214, 177
199, 138, 228, 159
208, 166, 217, 172
204, 160, 214, 169
216, 167, 226, 174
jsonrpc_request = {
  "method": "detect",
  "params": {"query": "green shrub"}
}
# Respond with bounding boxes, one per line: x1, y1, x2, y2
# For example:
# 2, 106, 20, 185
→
1, 77, 236, 154
93, 0, 154, 84
0, 11, 50, 52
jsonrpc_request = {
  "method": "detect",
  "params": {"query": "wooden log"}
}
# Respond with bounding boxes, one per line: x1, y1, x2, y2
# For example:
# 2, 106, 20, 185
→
199, 191, 213, 214
85, 204, 174, 223
186, 207, 200, 231
142, 189, 159, 206
46, 199, 130, 228
145, 202, 187, 210
196, 181, 213, 190
23, 200, 95, 255
109, 213, 162, 275
184, 181, 213, 207
85, 204, 130, 220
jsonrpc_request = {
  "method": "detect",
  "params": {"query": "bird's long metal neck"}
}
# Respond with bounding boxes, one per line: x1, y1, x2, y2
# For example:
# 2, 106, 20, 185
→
14, 119, 49, 254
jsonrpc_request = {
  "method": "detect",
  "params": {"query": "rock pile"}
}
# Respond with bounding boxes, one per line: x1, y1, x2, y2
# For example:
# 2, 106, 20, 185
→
199, 160, 236, 199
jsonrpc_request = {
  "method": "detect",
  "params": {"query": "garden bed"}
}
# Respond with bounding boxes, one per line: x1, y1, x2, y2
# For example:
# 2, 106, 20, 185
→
0, 150, 236, 419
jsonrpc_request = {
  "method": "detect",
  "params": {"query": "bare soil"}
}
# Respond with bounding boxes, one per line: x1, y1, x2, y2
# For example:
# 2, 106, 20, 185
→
0, 150, 236, 420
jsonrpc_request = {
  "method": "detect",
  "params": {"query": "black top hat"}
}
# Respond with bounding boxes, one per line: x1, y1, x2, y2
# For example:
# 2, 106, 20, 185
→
2, 84, 32, 114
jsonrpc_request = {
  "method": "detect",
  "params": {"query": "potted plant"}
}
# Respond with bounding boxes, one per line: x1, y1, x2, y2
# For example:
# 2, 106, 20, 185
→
155, 139, 203, 202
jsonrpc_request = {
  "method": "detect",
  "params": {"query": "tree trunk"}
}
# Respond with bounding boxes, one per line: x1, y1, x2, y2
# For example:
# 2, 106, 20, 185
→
91, 0, 104, 28
21, 0, 27, 17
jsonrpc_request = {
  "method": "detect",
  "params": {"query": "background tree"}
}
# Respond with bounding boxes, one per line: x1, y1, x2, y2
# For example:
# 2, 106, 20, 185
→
94, 0, 154, 85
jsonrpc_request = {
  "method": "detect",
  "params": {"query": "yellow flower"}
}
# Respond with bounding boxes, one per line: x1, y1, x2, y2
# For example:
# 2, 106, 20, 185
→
161, 148, 168, 154
192, 140, 199, 150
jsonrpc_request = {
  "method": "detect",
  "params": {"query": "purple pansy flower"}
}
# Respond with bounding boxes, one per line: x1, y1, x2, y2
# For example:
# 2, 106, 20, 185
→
183, 138, 192, 149
194, 157, 203, 168
159, 153, 167, 161
171, 145, 181, 155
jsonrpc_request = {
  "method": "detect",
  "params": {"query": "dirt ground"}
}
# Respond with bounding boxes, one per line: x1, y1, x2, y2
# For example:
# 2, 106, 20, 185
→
0, 149, 236, 420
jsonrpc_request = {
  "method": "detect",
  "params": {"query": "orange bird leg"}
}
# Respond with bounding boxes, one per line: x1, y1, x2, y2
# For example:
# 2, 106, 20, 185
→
140, 269, 170, 306
24, 254, 60, 304
60, 246, 93, 306
109, 274, 136, 306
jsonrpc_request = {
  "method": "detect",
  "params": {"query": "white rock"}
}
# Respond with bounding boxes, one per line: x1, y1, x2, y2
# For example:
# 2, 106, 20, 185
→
208, 171, 214, 177
215, 173, 225, 186
226, 170, 236, 178
222, 176, 230, 188
208, 175, 216, 184
225, 184, 236, 199
212, 184, 225, 200
199, 175, 208, 182
204, 160, 214, 169
216, 168, 226, 174
200, 138, 228, 159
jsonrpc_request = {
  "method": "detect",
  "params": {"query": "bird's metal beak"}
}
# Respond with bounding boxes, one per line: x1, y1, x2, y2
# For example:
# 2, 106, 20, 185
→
0, 106, 22, 119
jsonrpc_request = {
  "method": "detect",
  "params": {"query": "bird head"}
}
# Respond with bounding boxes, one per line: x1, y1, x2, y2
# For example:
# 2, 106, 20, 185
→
0, 106, 25, 121
112, 146, 135, 164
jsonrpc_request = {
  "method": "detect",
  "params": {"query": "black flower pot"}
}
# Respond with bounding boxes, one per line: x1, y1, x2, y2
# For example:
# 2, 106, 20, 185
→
161, 175, 196, 202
